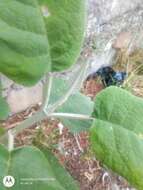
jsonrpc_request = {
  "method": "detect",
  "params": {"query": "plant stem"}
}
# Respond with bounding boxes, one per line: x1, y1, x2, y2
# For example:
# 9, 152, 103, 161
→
10, 60, 91, 137
49, 113, 94, 120
11, 111, 93, 137
8, 130, 14, 151
41, 73, 53, 110
45, 62, 89, 114
12, 111, 46, 137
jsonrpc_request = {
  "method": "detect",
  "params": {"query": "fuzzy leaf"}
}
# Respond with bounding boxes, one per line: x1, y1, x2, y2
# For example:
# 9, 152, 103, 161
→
90, 86, 143, 190
0, 127, 5, 137
0, 0, 86, 85
38, 0, 86, 71
0, 96, 9, 120
36, 144, 79, 190
0, 0, 50, 86
57, 93, 93, 133
0, 145, 79, 190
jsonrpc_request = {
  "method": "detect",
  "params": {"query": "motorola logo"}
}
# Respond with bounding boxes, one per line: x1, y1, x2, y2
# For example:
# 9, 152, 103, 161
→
3, 176, 15, 188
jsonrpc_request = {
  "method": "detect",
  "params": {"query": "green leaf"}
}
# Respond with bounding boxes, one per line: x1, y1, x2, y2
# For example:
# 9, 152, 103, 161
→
0, 81, 9, 120
57, 93, 94, 133
0, 0, 50, 86
90, 86, 143, 190
0, 96, 9, 120
38, 0, 86, 71
48, 77, 71, 105
0, 127, 5, 137
36, 144, 79, 190
0, 1, 86, 85
0, 145, 79, 190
